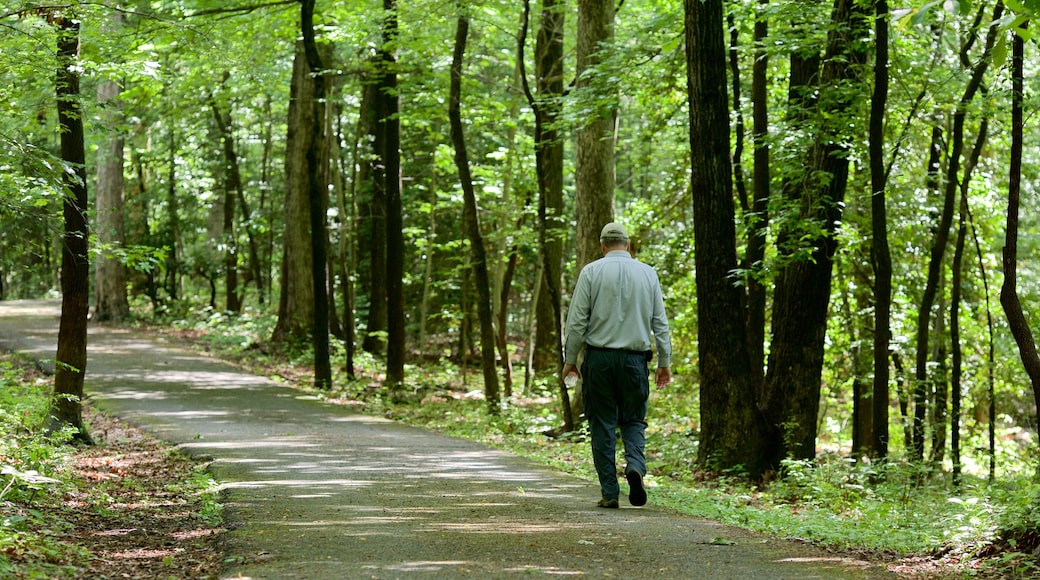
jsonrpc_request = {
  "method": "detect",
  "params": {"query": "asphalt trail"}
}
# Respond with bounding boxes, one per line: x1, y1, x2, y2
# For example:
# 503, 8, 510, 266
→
0, 300, 896, 579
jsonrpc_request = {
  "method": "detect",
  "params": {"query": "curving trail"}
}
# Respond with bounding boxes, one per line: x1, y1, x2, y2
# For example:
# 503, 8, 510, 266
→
0, 299, 895, 579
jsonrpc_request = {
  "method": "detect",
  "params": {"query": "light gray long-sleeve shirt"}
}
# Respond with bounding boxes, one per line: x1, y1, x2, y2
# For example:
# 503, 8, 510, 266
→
563, 250, 672, 368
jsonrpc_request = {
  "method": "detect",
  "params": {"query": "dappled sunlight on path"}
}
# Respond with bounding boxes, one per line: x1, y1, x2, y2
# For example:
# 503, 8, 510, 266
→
0, 299, 895, 579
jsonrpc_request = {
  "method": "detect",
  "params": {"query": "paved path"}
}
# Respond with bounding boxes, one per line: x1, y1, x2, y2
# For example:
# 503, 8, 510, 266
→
0, 300, 896, 579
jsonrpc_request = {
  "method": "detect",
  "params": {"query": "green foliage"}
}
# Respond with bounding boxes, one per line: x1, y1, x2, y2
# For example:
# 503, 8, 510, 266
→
0, 360, 71, 504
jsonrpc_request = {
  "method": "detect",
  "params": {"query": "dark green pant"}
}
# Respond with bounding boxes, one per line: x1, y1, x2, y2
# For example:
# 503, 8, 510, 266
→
582, 347, 649, 500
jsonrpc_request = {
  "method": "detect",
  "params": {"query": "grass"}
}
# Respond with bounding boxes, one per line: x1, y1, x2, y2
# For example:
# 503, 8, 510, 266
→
0, 353, 224, 579
147, 308, 1040, 577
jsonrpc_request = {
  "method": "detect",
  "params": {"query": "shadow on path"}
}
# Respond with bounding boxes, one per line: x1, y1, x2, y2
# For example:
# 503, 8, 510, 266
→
0, 300, 896, 579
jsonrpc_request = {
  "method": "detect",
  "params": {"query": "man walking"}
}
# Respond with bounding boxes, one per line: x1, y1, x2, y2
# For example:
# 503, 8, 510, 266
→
562, 223, 672, 508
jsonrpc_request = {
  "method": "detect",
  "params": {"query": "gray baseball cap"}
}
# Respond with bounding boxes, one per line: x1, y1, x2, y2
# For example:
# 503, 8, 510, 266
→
600, 222, 629, 241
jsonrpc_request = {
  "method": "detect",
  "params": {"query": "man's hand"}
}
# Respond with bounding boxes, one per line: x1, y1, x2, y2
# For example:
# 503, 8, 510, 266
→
655, 367, 672, 389
561, 363, 580, 381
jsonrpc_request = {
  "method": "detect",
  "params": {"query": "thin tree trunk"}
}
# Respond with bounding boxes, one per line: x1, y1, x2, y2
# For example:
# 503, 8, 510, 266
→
868, 0, 892, 459
1000, 23, 1040, 473
520, 0, 572, 430
382, 0, 406, 389
746, 0, 769, 386
337, 103, 357, 379
450, 11, 500, 414
50, 15, 91, 443
301, 0, 331, 389
212, 89, 265, 306
210, 87, 241, 314
165, 125, 181, 301
914, 0, 1002, 461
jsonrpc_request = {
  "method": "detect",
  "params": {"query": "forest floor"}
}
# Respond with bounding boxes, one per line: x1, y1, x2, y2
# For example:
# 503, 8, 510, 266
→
0, 300, 975, 578
58, 405, 225, 579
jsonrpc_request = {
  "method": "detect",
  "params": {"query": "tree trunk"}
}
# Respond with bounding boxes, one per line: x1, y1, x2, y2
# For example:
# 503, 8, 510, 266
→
529, 0, 565, 380
450, 12, 501, 414
951, 177, 968, 485
382, 0, 406, 389
94, 76, 130, 322
520, 0, 573, 429
914, 1, 1001, 462
685, 0, 768, 477
165, 126, 181, 301
212, 87, 266, 307
1000, 25, 1040, 469
575, 0, 616, 269
272, 42, 317, 344
745, 0, 769, 387
301, 0, 332, 389
50, 16, 91, 444
868, 0, 892, 459
569, 0, 615, 427
358, 77, 388, 355
762, 0, 868, 465
210, 88, 241, 314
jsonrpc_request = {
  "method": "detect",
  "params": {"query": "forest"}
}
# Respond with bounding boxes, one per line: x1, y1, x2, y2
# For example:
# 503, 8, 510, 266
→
5, 0, 1040, 575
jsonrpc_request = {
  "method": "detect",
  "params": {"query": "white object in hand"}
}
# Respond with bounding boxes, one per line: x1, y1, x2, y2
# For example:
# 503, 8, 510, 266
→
564, 374, 578, 388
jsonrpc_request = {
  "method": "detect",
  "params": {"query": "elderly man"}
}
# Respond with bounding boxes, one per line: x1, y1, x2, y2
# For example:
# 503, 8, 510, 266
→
562, 223, 672, 508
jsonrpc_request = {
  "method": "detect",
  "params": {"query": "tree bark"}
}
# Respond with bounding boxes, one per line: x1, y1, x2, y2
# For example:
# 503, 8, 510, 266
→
913, 1, 1001, 461
745, 0, 769, 387
272, 42, 317, 345
531, 0, 565, 378
50, 15, 91, 443
450, 11, 501, 414
301, 0, 332, 389
762, 0, 868, 465
210, 87, 241, 314
574, 0, 616, 269
520, 0, 573, 430
1000, 25, 1040, 469
382, 0, 406, 389
685, 0, 768, 477
868, 0, 891, 459
94, 76, 130, 322
358, 77, 388, 355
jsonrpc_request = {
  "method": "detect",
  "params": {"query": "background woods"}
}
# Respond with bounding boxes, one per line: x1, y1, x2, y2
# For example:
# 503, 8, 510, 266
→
5, 0, 1040, 494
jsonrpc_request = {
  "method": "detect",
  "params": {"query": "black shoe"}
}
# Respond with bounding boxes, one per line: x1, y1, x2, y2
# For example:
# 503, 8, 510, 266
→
597, 498, 619, 509
626, 470, 647, 506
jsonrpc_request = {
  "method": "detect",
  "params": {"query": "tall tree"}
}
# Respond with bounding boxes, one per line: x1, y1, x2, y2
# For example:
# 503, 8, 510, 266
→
761, 0, 869, 464
562, 0, 617, 429
94, 74, 130, 322
359, 75, 388, 355
745, 0, 770, 387
210, 84, 242, 314
685, 0, 768, 477
867, 0, 892, 459
449, 7, 500, 414
382, 0, 406, 389
301, 0, 332, 389
520, 0, 573, 429
913, 1, 1002, 461
530, 0, 565, 380
1000, 22, 1040, 458
49, 14, 91, 443
272, 41, 317, 345
574, 0, 616, 269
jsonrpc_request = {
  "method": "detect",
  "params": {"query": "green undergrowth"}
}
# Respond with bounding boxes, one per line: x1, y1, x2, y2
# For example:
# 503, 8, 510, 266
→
0, 352, 222, 579
170, 309, 1040, 577
0, 355, 80, 578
